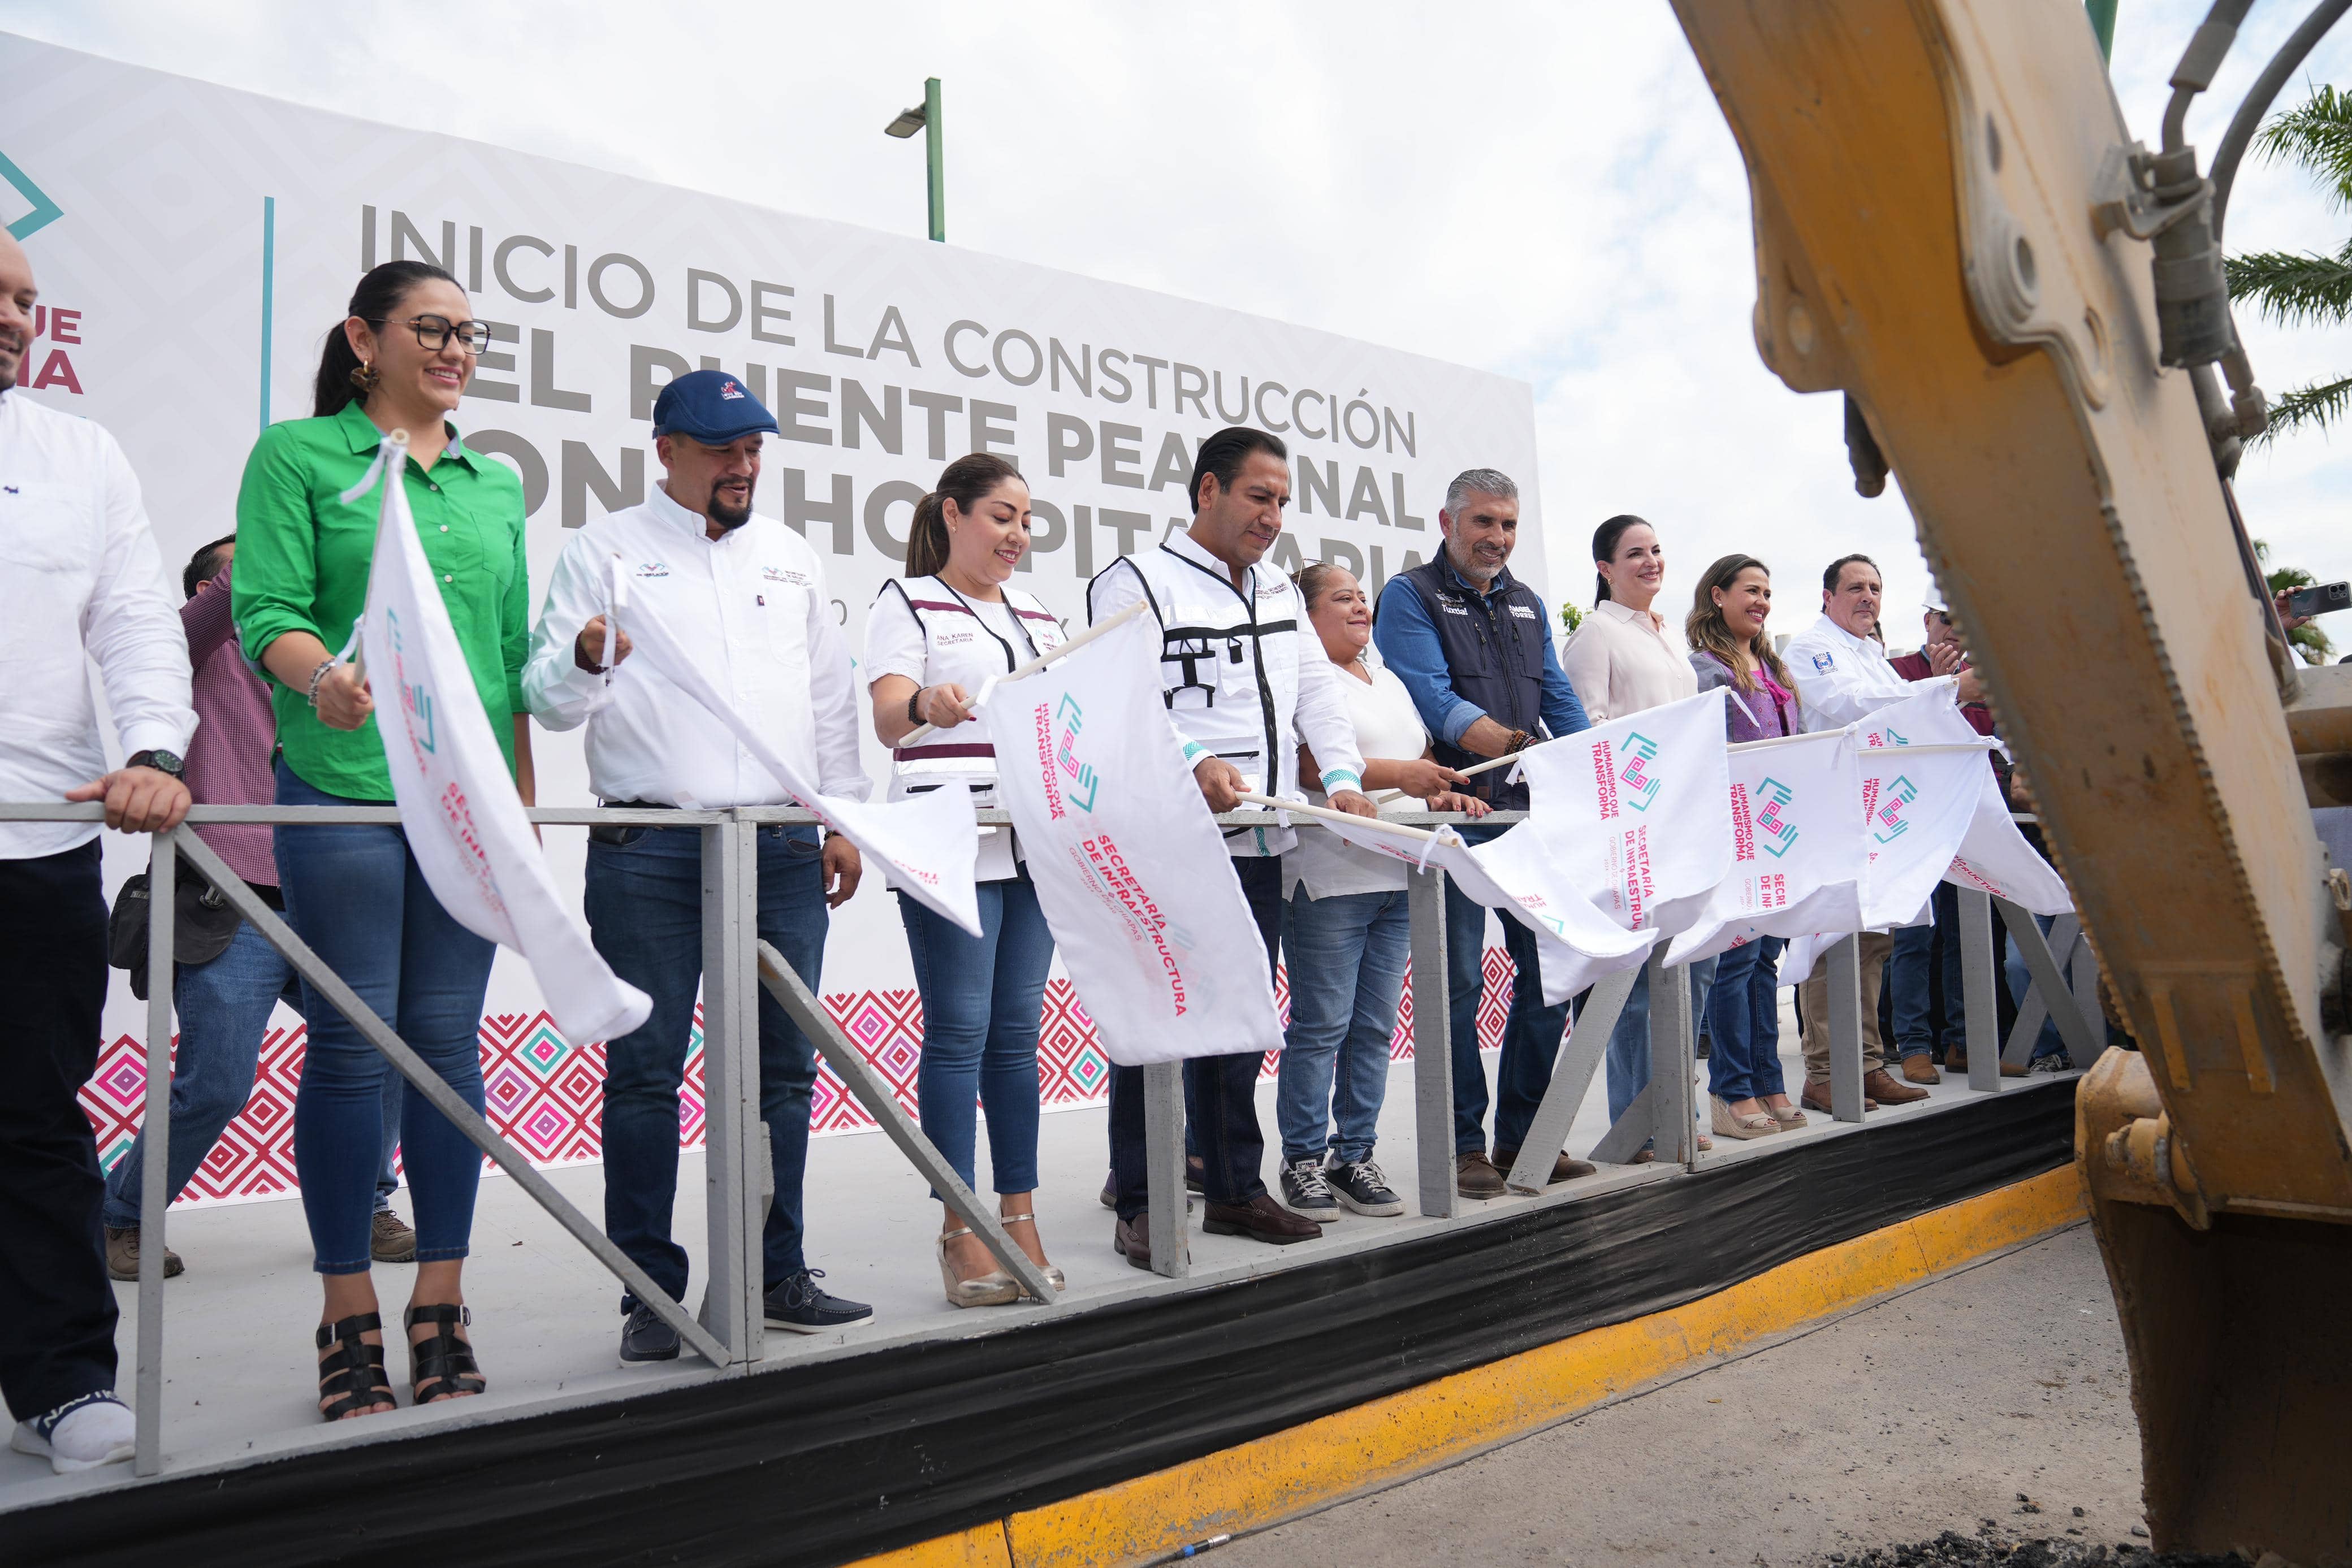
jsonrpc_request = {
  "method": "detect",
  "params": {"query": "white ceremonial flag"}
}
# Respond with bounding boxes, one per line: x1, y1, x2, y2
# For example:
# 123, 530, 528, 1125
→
978, 614, 1282, 1065
347, 436, 651, 1045
1853, 693, 1996, 930
1512, 689, 1736, 941
1664, 729, 1867, 966
1851, 682, 2070, 914
1303, 813, 1655, 1004
608, 565, 982, 936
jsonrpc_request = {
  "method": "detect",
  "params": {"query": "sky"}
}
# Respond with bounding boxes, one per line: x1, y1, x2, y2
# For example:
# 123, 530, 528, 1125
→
5, 0, 2348, 652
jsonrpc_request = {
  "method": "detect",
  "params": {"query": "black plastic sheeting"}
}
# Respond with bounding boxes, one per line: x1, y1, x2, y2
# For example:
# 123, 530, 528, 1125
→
5, 1079, 2078, 1568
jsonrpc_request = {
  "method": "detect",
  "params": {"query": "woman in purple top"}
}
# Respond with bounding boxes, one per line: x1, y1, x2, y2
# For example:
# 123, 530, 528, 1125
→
1685, 555, 1805, 1138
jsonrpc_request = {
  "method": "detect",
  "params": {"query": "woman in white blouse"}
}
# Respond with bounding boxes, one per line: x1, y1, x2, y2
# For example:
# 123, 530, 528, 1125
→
866, 453, 1066, 1308
1278, 564, 1488, 1222
1558, 515, 1710, 1155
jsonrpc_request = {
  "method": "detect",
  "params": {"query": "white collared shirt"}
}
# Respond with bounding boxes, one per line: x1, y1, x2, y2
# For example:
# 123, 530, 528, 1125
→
0, 392, 196, 859
1783, 613, 1912, 732
523, 483, 870, 807
1558, 597, 1698, 724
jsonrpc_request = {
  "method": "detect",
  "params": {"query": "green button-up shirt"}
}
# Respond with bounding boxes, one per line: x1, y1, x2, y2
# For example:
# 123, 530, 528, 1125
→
231, 400, 530, 801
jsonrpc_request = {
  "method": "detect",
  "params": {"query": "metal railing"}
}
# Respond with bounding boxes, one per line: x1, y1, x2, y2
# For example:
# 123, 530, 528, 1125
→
5, 800, 2098, 1478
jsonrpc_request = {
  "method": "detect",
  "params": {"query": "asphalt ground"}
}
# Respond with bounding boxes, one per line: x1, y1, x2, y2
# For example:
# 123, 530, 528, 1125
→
1210, 1222, 2154, 1568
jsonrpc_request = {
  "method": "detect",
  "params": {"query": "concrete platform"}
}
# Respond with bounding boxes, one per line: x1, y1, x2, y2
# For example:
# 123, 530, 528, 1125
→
1, 1001, 2063, 1519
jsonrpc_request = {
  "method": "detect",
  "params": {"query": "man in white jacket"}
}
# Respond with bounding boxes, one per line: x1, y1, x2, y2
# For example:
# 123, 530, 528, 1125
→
0, 228, 193, 1473
524, 370, 871, 1361
1781, 553, 1929, 1113
1086, 427, 1376, 1267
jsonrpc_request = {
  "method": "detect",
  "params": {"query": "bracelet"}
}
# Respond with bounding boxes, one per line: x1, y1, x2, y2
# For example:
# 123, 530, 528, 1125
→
906, 687, 927, 725
305, 657, 340, 709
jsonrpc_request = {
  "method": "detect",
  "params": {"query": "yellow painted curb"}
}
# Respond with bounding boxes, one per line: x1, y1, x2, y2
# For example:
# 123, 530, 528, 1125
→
853, 1168, 2086, 1568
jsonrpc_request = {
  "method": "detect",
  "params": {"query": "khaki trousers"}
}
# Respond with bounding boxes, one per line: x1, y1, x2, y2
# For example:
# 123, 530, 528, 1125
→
1799, 930, 1892, 1082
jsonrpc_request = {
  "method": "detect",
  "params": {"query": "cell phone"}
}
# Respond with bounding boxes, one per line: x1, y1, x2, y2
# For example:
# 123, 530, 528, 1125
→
2284, 581, 2352, 620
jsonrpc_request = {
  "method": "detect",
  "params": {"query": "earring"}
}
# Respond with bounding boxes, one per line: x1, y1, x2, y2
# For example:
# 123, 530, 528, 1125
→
349, 361, 380, 396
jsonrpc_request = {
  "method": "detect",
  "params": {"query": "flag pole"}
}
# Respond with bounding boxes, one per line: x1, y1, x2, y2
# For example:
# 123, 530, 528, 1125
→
896, 597, 1150, 748
1233, 791, 1449, 842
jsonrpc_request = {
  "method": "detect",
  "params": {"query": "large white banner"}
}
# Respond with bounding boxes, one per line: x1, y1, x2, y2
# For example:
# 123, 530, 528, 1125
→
0, 34, 1545, 1048
351, 439, 651, 1046
1511, 690, 1735, 942
979, 616, 1282, 1065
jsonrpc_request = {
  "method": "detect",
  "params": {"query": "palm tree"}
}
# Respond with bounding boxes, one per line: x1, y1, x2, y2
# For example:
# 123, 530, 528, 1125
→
2224, 84, 2352, 443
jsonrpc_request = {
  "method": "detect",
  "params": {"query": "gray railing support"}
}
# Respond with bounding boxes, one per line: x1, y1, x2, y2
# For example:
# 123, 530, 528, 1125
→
1997, 902, 2102, 1065
1957, 888, 2003, 1094
1826, 934, 1867, 1123
1407, 869, 1457, 1218
698, 818, 763, 1360
1504, 963, 1637, 1193
1143, 1061, 1189, 1278
1589, 1079, 1657, 1166
168, 831, 733, 1368
1650, 952, 1699, 1167
754, 942, 1056, 1302
133, 829, 175, 1476
2071, 933, 2108, 1072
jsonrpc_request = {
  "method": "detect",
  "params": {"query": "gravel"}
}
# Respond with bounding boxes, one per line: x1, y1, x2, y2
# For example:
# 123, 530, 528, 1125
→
1811, 1524, 2245, 1567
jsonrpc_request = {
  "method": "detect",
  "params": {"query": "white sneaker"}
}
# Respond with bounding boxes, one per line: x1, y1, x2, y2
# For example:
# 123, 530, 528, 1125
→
11, 1392, 136, 1474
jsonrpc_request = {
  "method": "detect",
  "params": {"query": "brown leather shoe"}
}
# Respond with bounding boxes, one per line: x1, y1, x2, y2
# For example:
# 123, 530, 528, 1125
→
1945, 1049, 2027, 1077
1455, 1151, 1507, 1198
1800, 1078, 1878, 1115
1493, 1146, 1598, 1185
1862, 1067, 1930, 1104
1112, 1212, 1154, 1270
1203, 1193, 1319, 1244
1900, 1055, 1942, 1086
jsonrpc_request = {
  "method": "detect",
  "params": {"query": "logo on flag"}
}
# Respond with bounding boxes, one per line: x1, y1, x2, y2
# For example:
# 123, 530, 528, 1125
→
1866, 725, 1908, 749
1755, 776, 1798, 857
1873, 775, 1918, 842
1054, 695, 1101, 814
1619, 732, 1662, 812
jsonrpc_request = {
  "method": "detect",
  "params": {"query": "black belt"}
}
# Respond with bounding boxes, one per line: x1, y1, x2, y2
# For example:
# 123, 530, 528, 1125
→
600, 800, 677, 811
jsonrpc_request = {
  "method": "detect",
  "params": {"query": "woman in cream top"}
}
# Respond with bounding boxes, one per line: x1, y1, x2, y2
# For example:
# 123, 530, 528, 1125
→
1558, 513, 1698, 722
1555, 514, 1707, 1153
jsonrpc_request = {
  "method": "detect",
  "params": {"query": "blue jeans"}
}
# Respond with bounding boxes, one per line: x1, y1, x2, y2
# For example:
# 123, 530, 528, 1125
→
1443, 825, 1564, 1155
375, 1071, 404, 1212
1277, 886, 1410, 1166
1593, 959, 1718, 1126
274, 762, 496, 1276
1705, 937, 1787, 1103
102, 917, 303, 1229
587, 822, 828, 1306
2005, 911, 2069, 1062
899, 870, 1054, 1196
1889, 882, 1964, 1060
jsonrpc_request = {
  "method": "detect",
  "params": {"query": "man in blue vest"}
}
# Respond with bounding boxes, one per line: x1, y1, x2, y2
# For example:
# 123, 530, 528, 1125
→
1374, 469, 1592, 1198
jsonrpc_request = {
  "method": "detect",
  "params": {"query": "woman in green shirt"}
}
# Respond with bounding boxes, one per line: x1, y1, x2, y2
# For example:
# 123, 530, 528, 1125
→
232, 259, 533, 1421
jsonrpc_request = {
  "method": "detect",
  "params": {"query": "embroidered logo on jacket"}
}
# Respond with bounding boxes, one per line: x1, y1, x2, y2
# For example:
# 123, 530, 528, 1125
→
637, 561, 671, 578
762, 565, 809, 585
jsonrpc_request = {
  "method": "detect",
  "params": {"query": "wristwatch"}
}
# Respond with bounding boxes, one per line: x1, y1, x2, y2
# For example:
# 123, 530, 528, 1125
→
127, 749, 185, 779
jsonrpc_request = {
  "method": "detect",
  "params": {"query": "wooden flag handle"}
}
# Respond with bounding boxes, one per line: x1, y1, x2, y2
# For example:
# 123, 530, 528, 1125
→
897, 598, 1151, 748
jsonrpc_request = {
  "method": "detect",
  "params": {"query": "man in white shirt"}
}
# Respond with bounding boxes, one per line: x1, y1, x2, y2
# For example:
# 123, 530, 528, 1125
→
1780, 553, 1929, 1113
0, 228, 194, 1473
525, 370, 871, 1358
1086, 426, 1376, 1266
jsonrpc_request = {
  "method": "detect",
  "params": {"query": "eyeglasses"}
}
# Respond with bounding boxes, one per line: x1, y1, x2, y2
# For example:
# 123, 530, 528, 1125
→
370, 314, 494, 355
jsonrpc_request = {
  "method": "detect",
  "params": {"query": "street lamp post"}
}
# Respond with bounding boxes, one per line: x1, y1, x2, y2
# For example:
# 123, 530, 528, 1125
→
883, 77, 945, 242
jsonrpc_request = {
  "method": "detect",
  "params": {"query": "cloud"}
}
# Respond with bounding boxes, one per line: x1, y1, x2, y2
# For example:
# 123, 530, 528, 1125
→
6, 0, 2347, 631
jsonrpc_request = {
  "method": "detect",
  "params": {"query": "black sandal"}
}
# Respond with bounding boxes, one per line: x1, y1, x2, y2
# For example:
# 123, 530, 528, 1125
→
404, 1303, 486, 1405
315, 1313, 394, 1422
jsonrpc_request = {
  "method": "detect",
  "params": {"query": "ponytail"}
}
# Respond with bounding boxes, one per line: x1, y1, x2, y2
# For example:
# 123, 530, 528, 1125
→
1592, 513, 1650, 604
907, 452, 1024, 580
312, 259, 459, 419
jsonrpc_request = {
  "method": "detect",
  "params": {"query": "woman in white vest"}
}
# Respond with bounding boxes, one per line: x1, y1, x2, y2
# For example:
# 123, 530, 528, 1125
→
1276, 562, 1487, 1223
865, 453, 1067, 1307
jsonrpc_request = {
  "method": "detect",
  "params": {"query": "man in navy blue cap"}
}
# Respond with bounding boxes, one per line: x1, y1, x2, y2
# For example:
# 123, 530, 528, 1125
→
524, 369, 876, 1358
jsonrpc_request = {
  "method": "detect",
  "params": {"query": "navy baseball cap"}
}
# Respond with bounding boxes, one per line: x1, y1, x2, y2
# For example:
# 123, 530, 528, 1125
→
651, 369, 781, 444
